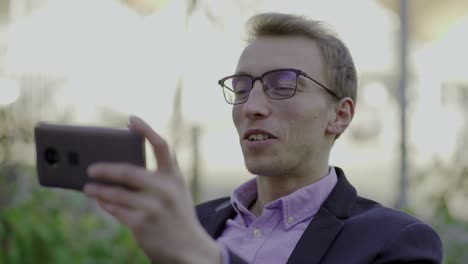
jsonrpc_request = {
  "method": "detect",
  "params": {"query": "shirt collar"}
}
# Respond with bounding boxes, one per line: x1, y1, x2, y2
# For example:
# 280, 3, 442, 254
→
230, 177, 257, 226
230, 167, 338, 229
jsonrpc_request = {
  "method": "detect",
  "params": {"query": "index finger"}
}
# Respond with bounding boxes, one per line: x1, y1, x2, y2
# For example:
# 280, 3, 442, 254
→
129, 116, 175, 172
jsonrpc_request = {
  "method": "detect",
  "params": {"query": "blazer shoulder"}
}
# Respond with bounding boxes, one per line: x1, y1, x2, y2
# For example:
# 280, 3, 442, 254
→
351, 196, 427, 228
343, 196, 442, 262
365, 199, 422, 221
362, 203, 443, 262
350, 196, 441, 245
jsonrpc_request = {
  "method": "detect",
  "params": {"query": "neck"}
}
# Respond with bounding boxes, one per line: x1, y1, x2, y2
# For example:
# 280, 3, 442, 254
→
250, 162, 330, 216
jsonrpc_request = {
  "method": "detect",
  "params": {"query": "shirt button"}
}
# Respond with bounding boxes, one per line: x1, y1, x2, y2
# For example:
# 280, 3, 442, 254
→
287, 216, 295, 224
253, 229, 262, 238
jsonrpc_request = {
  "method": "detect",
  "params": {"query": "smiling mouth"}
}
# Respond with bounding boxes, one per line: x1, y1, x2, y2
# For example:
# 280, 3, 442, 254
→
246, 133, 273, 141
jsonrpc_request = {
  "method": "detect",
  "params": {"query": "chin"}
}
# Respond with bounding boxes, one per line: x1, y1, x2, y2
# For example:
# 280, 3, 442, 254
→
244, 158, 283, 177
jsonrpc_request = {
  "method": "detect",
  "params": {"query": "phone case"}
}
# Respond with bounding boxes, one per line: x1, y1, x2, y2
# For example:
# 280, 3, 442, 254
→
34, 122, 146, 191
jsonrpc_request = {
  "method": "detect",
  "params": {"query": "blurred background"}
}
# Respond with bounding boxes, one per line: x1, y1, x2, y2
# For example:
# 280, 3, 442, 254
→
1, 0, 467, 263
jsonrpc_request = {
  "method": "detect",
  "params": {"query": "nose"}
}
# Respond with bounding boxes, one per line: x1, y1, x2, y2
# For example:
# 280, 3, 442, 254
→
242, 80, 272, 119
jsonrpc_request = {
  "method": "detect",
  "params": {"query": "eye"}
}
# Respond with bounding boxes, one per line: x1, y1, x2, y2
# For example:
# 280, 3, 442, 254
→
234, 89, 249, 96
232, 76, 249, 86
270, 86, 295, 96
233, 83, 250, 94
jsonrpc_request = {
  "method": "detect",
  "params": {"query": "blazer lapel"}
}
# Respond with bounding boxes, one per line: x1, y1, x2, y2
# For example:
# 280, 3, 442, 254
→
201, 201, 237, 239
286, 207, 343, 264
286, 167, 357, 264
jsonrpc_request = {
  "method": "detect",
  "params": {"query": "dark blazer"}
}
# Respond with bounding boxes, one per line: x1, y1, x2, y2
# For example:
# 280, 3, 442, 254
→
196, 167, 443, 264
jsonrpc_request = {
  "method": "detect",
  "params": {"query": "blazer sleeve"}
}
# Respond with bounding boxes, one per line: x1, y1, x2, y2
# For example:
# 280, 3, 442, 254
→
219, 242, 248, 264
373, 222, 443, 263
227, 251, 248, 264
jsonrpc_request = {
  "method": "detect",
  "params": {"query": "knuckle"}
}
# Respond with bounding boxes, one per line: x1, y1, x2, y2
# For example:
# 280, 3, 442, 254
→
161, 187, 179, 208
120, 164, 132, 177
131, 204, 162, 234
146, 205, 162, 221
131, 216, 146, 234
116, 164, 135, 182
103, 188, 120, 201
159, 190, 174, 208
162, 182, 177, 200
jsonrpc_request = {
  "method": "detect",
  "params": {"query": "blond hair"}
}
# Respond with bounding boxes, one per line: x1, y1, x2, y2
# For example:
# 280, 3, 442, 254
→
245, 13, 358, 104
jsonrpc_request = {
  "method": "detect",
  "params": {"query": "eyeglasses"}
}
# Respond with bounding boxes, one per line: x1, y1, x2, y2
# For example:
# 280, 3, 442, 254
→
218, 68, 338, 105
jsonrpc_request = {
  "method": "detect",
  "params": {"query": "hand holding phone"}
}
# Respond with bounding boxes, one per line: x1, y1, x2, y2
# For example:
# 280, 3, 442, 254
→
82, 116, 221, 263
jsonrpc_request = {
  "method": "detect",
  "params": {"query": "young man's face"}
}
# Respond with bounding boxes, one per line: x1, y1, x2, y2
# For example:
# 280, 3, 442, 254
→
232, 36, 337, 178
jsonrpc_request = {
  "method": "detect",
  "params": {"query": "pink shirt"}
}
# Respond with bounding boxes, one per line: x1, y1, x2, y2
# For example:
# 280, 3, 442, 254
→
217, 167, 338, 263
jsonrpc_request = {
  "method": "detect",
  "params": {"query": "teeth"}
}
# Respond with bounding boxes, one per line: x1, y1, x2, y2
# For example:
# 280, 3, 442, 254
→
248, 134, 271, 141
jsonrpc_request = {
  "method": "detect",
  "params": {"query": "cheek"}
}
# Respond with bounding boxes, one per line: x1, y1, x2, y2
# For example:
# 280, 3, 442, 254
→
232, 106, 242, 132
282, 103, 327, 142
287, 114, 319, 143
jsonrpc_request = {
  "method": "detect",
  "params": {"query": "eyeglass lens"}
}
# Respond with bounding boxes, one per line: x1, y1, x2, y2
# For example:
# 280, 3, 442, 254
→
223, 70, 297, 104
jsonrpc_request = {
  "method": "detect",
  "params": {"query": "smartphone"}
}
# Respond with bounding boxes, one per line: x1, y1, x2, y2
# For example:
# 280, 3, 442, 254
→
34, 122, 146, 191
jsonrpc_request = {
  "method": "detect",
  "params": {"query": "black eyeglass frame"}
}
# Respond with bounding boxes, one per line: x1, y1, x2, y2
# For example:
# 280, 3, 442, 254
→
217, 68, 339, 105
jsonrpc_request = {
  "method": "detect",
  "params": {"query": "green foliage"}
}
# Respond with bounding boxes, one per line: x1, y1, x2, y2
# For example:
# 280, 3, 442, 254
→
432, 200, 468, 264
0, 182, 149, 264
0, 79, 149, 263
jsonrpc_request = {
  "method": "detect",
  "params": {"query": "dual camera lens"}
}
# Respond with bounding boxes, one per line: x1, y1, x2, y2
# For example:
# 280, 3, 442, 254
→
44, 147, 79, 166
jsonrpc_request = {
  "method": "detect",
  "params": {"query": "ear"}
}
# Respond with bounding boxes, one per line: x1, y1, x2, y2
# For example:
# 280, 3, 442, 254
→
326, 97, 355, 136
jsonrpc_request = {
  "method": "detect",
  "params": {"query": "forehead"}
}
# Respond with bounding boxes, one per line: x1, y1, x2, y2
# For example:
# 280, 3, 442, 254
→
236, 36, 325, 77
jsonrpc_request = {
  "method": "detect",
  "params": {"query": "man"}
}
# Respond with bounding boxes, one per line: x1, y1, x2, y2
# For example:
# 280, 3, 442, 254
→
84, 13, 443, 264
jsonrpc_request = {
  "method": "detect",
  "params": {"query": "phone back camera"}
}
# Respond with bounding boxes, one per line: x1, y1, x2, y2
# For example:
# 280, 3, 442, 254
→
44, 147, 59, 166
67, 152, 79, 166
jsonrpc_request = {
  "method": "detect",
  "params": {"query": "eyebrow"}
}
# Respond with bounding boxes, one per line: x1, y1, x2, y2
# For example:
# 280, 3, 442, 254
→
233, 70, 253, 75
234, 68, 294, 76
